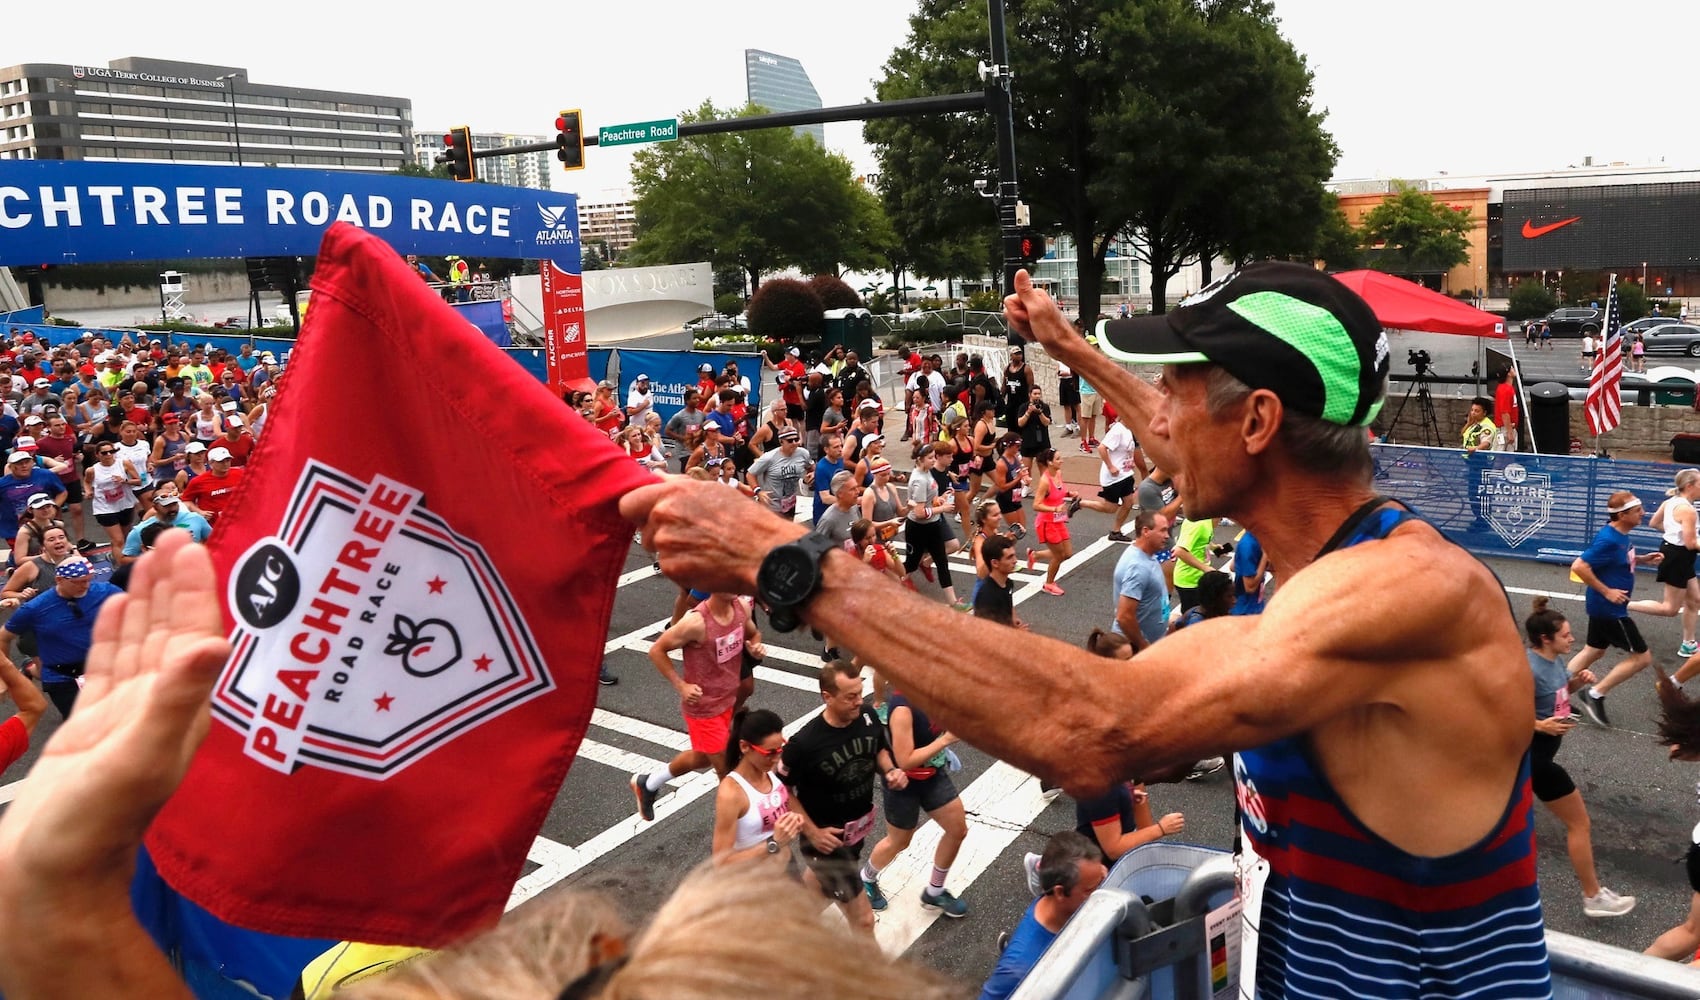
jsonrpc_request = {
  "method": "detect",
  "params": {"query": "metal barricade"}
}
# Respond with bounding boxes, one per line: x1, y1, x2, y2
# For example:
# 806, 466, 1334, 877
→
1011, 844, 1700, 1000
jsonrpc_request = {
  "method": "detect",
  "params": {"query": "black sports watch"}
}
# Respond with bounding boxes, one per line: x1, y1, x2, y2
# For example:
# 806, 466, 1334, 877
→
756, 532, 839, 633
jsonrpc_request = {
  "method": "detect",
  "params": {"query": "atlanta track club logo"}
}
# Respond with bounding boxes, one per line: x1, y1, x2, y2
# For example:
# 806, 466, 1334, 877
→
212, 462, 550, 778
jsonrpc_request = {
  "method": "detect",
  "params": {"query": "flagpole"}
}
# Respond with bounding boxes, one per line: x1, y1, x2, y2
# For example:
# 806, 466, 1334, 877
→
1507, 336, 1534, 452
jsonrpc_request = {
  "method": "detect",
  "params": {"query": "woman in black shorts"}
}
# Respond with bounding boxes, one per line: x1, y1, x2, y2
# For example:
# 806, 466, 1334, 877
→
1650, 670, 1700, 959
1629, 468, 1700, 658
1524, 598, 1636, 917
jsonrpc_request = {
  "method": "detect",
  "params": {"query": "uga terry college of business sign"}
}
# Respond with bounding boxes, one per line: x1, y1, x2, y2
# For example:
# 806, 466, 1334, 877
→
0, 160, 581, 268
216, 463, 551, 778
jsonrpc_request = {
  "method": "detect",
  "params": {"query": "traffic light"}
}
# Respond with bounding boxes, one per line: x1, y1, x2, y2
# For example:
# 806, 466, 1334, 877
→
442, 126, 475, 182
555, 110, 584, 171
1018, 230, 1047, 269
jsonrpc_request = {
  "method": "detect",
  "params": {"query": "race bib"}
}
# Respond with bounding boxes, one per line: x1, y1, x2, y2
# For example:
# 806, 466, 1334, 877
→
842, 810, 876, 846
1554, 685, 1572, 719
98, 481, 127, 503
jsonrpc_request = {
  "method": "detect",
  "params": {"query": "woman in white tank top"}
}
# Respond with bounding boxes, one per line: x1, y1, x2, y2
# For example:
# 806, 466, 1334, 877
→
1629, 468, 1700, 656
711, 708, 802, 865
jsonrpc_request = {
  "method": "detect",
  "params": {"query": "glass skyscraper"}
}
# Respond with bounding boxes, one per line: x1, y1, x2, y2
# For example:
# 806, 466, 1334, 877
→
744, 49, 825, 147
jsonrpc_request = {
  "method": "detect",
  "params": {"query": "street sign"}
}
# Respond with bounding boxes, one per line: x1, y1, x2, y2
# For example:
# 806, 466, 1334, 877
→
598, 118, 678, 148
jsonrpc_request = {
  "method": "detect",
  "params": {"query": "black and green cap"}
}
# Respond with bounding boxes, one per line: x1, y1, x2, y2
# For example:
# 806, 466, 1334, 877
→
1095, 262, 1389, 427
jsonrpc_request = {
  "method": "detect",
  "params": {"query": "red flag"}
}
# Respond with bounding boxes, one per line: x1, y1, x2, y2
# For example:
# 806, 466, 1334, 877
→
1585, 276, 1623, 436
144, 223, 655, 946
541, 260, 590, 397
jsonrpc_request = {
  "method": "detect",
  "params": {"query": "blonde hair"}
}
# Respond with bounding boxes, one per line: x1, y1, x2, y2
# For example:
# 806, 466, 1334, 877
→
349, 863, 964, 1000
1670, 468, 1700, 497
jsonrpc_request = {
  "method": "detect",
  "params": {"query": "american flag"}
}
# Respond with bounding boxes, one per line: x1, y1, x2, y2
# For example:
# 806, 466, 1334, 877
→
1585, 274, 1623, 436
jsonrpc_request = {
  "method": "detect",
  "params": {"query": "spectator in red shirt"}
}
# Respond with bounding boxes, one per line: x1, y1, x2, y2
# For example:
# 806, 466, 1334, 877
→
0, 655, 46, 774
212, 417, 254, 467
180, 448, 244, 524
1493, 367, 1520, 451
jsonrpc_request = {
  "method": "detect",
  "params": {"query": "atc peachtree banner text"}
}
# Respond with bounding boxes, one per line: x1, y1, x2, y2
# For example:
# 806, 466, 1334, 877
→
0, 161, 580, 267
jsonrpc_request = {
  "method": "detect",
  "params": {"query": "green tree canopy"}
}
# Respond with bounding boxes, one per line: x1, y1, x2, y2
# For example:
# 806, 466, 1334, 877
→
1357, 183, 1472, 278
1310, 191, 1362, 271
867, 0, 1336, 316
627, 101, 885, 290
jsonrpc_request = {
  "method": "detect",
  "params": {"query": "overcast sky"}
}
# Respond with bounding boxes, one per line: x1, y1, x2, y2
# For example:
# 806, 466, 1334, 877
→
10, 0, 1696, 196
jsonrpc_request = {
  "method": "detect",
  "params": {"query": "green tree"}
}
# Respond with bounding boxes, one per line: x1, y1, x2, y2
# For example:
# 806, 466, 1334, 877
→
746, 277, 825, 341
1505, 280, 1557, 322
1615, 281, 1649, 322
627, 101, 885, 291
581, 244, 607, 271
867, 0, 1336, 316
1310, 192, 1362, 271
395, 160, 450, 180
1357, 183, 1471, 278
810, 274, 864, 310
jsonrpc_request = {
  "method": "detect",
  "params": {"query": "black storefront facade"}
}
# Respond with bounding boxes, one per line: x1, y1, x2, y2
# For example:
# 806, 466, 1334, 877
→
1496, 181, 1700, 297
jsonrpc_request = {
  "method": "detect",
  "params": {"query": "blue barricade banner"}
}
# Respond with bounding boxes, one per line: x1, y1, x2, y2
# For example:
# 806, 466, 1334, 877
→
612, 349, 763, 425
450, 299, 509, 347
504, 348, 610, 387
1371, 444, 1672, 566
0, 305, 45, 325
0, 161, 580, 266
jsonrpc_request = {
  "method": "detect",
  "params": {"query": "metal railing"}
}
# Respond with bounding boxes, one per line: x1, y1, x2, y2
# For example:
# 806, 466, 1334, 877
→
1011, 844, 1700, 1000
872, 308, 1009, 339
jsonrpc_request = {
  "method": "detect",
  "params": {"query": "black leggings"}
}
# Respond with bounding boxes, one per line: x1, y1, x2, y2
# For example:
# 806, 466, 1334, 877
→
1529, 731, 1576, 802
903, 518, 954, 589
43, 680, 78, 720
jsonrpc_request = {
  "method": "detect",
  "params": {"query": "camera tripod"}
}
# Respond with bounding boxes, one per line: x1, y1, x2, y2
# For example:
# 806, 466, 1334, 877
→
1387, 370, 1443, 447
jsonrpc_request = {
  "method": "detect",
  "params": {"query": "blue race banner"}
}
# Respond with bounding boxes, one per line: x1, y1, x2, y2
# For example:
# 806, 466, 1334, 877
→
450, 299, 509, 347
614, 349, 763, 425
506, 347, 611, 387
0, 305, 45, 324
1371, 443, 1672, 566
0, 161, 580, 266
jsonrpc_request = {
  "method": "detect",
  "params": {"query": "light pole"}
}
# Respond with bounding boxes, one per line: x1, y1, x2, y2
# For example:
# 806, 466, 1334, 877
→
216, 73, 244, 165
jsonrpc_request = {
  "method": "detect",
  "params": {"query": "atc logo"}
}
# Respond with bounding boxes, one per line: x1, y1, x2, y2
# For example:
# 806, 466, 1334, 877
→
535, 203, 577, 248
214, 463, 550, 778
1476, 462, 1554, 548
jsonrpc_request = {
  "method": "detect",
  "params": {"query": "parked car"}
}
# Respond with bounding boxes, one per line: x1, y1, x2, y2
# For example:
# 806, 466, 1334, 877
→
1539, 307, 1604, 337
1637, 323, 1700, 357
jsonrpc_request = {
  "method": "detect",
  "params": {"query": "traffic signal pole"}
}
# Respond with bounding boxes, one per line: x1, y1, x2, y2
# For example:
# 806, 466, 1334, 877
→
987, 0, 1023, 304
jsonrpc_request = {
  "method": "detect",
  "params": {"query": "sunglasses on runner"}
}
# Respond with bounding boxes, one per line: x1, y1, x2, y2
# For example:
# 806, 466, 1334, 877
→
745, 741, 787, 757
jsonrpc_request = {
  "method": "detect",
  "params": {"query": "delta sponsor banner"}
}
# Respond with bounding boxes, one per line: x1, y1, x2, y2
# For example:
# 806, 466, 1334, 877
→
540, 260, 587, 394
142, 221, 654, 947
615, 348, 763, 425
1369, 444, 1669, 564
0, 161, 580, 266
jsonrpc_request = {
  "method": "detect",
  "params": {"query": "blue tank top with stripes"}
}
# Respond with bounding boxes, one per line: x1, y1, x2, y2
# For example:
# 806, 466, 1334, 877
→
1233, 500, 1552, 999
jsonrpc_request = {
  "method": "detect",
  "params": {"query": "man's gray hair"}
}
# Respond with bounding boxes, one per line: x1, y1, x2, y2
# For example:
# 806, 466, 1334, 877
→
831, 470, 857, 492
1037, 830, 1100, 894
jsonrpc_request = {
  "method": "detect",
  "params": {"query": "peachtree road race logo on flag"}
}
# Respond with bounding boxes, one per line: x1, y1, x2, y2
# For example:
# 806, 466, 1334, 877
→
1476, 462, 1554, 547
213, 462, 549, 778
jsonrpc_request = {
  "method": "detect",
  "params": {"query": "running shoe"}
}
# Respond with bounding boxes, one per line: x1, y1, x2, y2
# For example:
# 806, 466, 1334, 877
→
1039, 779, 1062, 803
952, 601, 973, 613
922, 562, 936, 583
921, 888, 969, 918
1023, 852, 1044, 897
1026, 549, 1037, 572
1079, 441, 1094, 454
863, 878, 889, 911
599, 668, 619, 687
1062, 425, 1075, 437
1576, 689, 1610, 727
630, 773, 659, 822
1681, 639, 1699, 658
1582, 887, 1637, 918
1185, 756, 1227, 780
1107, 531, 1131, 543
1042, 583, 1065, 596
1065, 495, 1082, 517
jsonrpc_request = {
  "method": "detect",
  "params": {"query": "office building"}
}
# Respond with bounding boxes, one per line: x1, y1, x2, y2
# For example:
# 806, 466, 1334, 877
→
412, 130, 553, 191
744, 49, 824, 147
1332, 160, 1700, 296
0, 57, 411, 171
577, 190, 637, 260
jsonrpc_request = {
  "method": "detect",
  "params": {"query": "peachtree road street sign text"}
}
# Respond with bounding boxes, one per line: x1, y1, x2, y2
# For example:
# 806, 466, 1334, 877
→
598, 119, 679, 148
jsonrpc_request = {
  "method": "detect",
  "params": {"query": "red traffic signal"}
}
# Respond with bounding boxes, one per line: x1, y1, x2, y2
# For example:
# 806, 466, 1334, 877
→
441, 126, 475, 182
555, 109, 585, 171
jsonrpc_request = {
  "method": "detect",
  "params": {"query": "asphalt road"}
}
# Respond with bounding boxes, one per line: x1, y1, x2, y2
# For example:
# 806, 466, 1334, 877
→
2, 494, 1695, 991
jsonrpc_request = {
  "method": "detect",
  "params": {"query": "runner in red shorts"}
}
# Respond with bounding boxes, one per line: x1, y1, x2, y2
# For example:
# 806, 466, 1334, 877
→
632, 592, 765, 820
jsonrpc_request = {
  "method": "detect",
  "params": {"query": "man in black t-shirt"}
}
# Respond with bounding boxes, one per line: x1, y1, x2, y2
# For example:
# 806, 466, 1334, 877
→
781, 661, 905, 935
973, 535, 1022, 628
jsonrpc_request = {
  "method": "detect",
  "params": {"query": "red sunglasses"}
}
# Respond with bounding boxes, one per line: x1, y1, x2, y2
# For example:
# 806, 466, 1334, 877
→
745, 741, 786, 757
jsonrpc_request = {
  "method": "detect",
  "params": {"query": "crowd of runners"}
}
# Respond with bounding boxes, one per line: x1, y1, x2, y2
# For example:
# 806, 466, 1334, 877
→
11, 261, 1700, 999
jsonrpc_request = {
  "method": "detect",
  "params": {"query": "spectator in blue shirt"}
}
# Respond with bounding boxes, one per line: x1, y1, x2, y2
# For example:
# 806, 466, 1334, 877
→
1568, 490, 1662, 727
2, 557, 121, 719
1232, 530, 1269, 616
120, 490, 211, 566
0, 449, 68, 544
980, 830, 1107, 1000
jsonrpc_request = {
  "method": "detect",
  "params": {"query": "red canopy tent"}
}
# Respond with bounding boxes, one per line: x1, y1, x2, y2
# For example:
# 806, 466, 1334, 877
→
1331, 270, 1506, 339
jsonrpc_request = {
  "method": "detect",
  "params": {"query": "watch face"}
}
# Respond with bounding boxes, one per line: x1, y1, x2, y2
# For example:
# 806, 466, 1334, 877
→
758, 545, 818, 607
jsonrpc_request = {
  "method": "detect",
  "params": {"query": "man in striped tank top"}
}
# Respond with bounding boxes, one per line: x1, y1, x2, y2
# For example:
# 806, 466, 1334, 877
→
626, 262, 1552, 998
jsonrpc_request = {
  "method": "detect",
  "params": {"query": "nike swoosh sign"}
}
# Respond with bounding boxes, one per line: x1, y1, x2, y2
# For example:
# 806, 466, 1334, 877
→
1522, 217, 1581, 239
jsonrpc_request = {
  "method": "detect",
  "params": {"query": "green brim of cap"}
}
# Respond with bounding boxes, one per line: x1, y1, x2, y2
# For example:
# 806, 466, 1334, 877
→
1094, 317, 1209, 364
